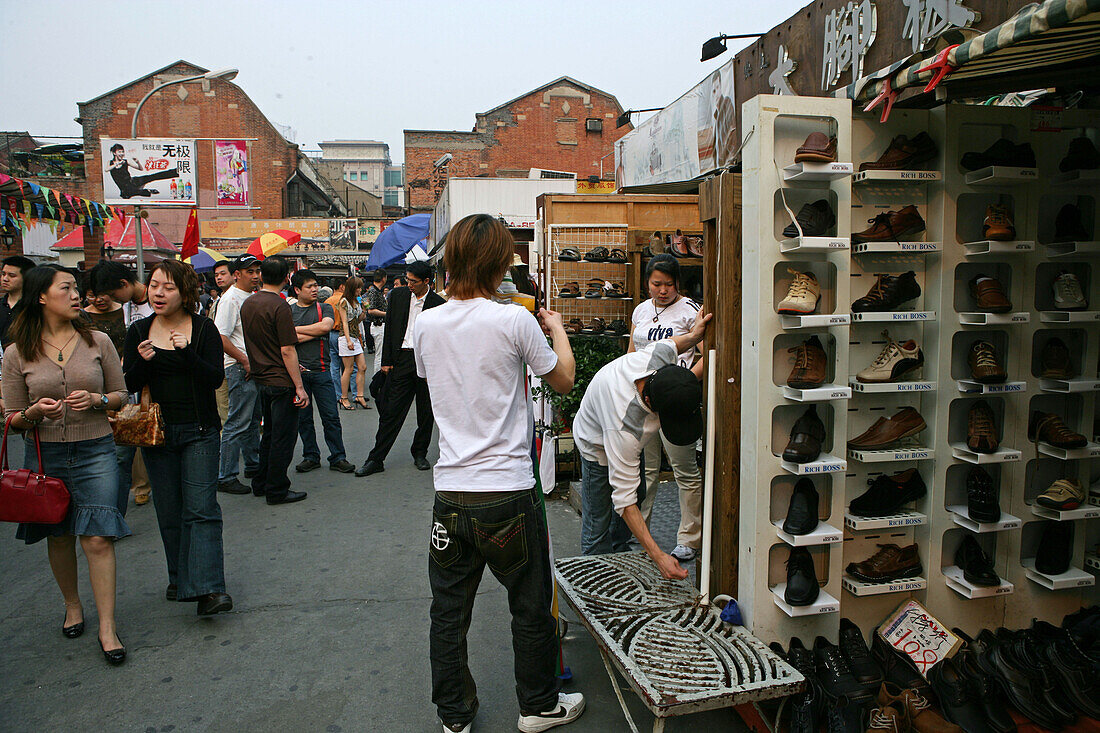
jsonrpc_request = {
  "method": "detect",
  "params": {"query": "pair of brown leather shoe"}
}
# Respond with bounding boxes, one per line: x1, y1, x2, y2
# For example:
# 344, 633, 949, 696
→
786, 336, 827, 389
848, 407, 926, 450
859, 132, 938, 171
852, 205, 926, 244
795, 132, 837, 163
874, 681, 962, 733
846, 543, 922, 583
968, 275, 1012, 313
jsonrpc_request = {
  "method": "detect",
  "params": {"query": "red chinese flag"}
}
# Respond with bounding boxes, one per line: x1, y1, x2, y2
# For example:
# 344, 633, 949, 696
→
181, 208, 200, 260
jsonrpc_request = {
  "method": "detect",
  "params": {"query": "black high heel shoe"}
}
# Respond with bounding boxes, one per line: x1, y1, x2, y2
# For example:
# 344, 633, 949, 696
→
99, 638, 126, 666
62, 603, 84, 639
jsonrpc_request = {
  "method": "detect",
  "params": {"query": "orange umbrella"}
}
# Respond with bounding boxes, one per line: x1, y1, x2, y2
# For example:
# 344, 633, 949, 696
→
246, 229, 300, 259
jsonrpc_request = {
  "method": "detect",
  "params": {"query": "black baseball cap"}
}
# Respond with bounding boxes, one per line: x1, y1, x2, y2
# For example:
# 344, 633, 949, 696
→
643, 364, 703, 446
230, 254, 259, 272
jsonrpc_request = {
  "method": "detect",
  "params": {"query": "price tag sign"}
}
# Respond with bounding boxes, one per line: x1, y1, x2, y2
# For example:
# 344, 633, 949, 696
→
878, 600, 961, 678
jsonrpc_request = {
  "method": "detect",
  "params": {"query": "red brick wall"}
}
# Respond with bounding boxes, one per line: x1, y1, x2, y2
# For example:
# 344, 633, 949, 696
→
405, 80, 632, 211
77, 62, 298, 242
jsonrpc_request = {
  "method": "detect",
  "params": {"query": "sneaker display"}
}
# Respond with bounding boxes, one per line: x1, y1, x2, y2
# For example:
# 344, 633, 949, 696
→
1053, 203, 1090, 242
784, 547, 820, 606
967, 340, 1007, 384
1035, 478, 1085, 510
778, 270, 821, 315
968, 274, 1012, 313
786, 335, 828, 388
851, 206, 926, 244
966, 400, 1000, 454
1040, 337, 1075, 379
848, 468, 926, 517
846, 543, 922, 584
1028, 411, 1087, 449
670, 544, 697, 562
783, 199, 836, 238
859, 132, 937, 171
855, 331, 924, 383
1059, 135, 1100, 172
961, 138, 1036, 170
966, 466, 1001, 523
852, 272, 920, 312
981, 204, 1016, 241
1052, 270, 1087, 310
954, 536, 1000, 586
1034, 521, 1073, 576
517, 692, 585, 733
782, 477, 820, 535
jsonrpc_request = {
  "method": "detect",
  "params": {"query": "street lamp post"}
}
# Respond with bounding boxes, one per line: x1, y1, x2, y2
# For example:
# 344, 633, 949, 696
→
128, 67, 238, 281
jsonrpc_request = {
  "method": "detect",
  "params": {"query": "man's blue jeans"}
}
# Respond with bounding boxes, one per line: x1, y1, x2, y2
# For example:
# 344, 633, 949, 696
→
297, 369, 347, 464
218, 364, 260, 482
579, 455, 636, 555
329, 332, 357, 398
142, 423, 227, 598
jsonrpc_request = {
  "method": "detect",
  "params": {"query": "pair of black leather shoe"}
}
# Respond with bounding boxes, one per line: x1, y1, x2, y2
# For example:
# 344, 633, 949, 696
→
782, 478, 819, 535
783, 547, 819, 606
782, 406, 825, 464
975, 626, 1080, 730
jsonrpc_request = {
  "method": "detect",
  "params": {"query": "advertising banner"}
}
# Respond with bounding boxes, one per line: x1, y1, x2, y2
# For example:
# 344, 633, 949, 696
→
200, 218, 358, 253
214, 140, 250, 207
101, 138, 196, 206
357, 219, 397, 246
615, 60, 736, 188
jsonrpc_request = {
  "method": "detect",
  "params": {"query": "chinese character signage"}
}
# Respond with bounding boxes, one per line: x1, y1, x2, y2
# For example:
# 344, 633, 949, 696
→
199, 218, 358, 253
101, 138, 196, 206
214, 140, 250, 207
821, 0, 878, 90
901, 0, 979, 54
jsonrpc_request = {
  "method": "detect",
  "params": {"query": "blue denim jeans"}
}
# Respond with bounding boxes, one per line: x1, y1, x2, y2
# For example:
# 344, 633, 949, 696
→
297, 369, 346, 464
579, 454, 637, 555
142, 423, 227, 598
329, 332, 357, 398
219, 363, 260, 482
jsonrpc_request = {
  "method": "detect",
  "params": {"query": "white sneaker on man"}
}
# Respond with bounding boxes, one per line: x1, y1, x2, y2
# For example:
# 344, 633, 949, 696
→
670, 544, 697, 562
441, 721, 471, 733
517, 692, 585, 732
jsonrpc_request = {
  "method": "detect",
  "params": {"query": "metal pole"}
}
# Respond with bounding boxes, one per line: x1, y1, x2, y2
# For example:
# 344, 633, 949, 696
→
134, 206, 144, 282
699, 349, 718, 604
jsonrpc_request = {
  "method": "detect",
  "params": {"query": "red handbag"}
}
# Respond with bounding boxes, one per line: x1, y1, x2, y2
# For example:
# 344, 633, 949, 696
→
0, 413, 71, 525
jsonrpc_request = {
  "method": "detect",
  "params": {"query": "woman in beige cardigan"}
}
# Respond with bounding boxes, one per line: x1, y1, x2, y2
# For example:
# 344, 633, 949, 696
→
2, 265, 130, 665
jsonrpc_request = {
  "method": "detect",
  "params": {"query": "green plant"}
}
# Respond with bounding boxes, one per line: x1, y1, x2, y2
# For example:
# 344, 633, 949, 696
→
533, 335, 624, 434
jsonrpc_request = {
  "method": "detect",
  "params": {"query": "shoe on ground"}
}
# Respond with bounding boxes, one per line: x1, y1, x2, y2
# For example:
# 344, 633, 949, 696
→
981, 204, 1016, 241
670, 544, 697, 562
813, 635, 870, 703
1052, 270, 1088, 310
413, 455, 432, 471
968, 275, 1012, 313
1036, 478, 1085, 510
441, 721, 471, 733
217, 478, 252, 495
851, 205, 926, 244
196, 592, 233, 616
330, 459, 356, 473
966, 400, 999, 454
870, 632, 934, 701
966, 466, 1001, 523
777, 269, 821, 315
783, 199, 836, 238
296, 458, 322, 473
927, 656, 992, 733
517, 692, 585, 733
355, 459, 384, 477
266, 490, 308, 505
848, 469, 926, 517
782, 477, 819, 536
856, 331, 923, 383
786, 335, 828, 389
967, 340, 1006, 384
878, 681, 963, 733
852, 271, 920, 312
845, 543, 922, 583
1040, 336, 1075, 379
837, 618, 883, 695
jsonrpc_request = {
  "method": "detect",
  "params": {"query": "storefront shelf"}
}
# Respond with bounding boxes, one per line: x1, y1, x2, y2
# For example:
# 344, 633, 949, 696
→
842, 575, 927, 596
1021, 559, 1095, 590
1039, 310, 1100, 324
950, 445, 1022, 464
782, 384, 853, 402
1039, 378, 1100, 393
780, 236, 850, 253
1045, 241, 1100, 258
963, 240, 1035, 256
780, 454, 847, 475
946, 505, 1022, 532
955, 380, 1027, 395
849, 380, 936, 393
782, 162, 854, 182
851, 311, 936, 323
1031, 504, 1100, 521
852, 241, 941, 254
852, 170, 941, 184
845, 510, 926, 531
779, 313, 851, 330
848, 447, 934, 463
773, 520, 844, 546
771, 585, 840, 616
1036, 441, 1100, 460
943, 566, 1014, 598
958, 312, 1030, 326
1051, 170, 1100, 186
963, 166, 1039, 185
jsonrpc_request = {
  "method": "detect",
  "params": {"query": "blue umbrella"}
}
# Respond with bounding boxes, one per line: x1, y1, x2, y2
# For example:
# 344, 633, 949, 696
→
364, 213, 431, 271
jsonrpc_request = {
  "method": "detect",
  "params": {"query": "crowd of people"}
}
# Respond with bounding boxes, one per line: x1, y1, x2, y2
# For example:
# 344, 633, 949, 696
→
0, 218, 710, 733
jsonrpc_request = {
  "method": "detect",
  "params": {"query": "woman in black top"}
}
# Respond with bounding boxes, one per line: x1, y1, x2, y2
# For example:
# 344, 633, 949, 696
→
123, 259, 232, 616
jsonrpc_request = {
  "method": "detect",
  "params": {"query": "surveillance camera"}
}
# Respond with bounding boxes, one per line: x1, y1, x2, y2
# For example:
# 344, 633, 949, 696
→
433, 153, 453, 169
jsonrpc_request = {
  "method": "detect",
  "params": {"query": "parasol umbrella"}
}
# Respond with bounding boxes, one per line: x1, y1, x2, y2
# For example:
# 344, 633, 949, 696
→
364, 214, 431, 271
183, 247, 228, 273
247, 229, 300, 260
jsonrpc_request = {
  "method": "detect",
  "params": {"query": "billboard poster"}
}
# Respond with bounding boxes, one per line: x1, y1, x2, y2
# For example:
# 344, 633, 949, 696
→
214, 140, 250, 207
200, 218, 358, 253
101, 138, 196, 206
357, 219, 396, 247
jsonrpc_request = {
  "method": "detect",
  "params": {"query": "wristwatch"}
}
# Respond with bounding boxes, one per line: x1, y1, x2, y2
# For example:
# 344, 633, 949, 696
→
94, 393, 109, 410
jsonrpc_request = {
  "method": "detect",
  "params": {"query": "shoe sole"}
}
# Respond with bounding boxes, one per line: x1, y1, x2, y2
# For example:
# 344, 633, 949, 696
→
971, 373, 1008, 384
197, 600, 233, 616
794, 152, 837, 163
1035, 497, 1081, 510
777, 306, 818, 315
296, 464, 321, 473
787, 379, 827, 389
846, 565, 922, 583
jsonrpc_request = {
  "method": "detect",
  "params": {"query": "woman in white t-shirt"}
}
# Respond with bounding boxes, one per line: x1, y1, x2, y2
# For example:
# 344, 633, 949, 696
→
626, 254, 704, 562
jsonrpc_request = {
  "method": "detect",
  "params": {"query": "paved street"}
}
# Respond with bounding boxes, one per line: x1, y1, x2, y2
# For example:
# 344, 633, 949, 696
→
1, 402, 745, 732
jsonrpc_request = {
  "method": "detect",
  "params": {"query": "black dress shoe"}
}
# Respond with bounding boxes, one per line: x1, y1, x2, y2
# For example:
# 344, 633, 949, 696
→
813, 636, 870, 704
1034, 520, 1073, 575
100, 638, 126, 666
784, 638, 821, 733
838, 618, 882, 696
783, 547, 819, 606
966, 467, 1001, 523
955, 536, 1000, 586
782, 478, 819, 535
984, 628, 1072, 730
848, 468, 926, 517
329, 459, 355, 473
782, 406, 826, 464
266, 490, 307, 505
413, 455, 431, 471
196, 592, 233, 616
870, 631, 934, 701
928, 655, 993, 733
952, 628, 1017, 733
295, 458, 322, 473
217, 478, 251, 495
62, 612, 84, 639
355, 459, 384, 477
165, 583, 178, 601
1030, 620, 1100, 719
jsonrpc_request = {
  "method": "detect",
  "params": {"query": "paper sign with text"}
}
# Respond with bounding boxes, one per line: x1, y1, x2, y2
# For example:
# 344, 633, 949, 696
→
878, 600, 961, 678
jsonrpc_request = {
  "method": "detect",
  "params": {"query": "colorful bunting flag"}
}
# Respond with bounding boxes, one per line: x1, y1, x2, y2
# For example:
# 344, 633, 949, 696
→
35, 204, 43, 219
28, 182, 40, 197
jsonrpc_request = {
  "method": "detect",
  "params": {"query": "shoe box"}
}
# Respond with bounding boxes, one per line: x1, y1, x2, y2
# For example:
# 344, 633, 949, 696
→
735, 95, 1100, 646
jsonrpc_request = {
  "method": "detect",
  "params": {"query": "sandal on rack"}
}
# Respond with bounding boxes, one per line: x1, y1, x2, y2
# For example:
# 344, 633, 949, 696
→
607, 248, 628, 263
565, 318, 585, 335
584, 246, 610, 262
558, 247, 581, 262
581, 317, 606, 335
584, 278, 606, 298
605, 282, 628, 299
558, 281, 581, 298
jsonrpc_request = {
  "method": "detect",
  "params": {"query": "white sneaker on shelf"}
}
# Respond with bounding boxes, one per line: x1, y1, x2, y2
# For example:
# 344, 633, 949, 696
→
855, 331, 924, 383
1052, 271, 1087, 311
671, 544, 697, 562
777, 269, 821, 315
517, 692, 585, 732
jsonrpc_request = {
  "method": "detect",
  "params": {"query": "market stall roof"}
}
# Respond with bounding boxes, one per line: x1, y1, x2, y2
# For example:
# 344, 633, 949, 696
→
850, 0, 1100, 106
103, 218, 179, 253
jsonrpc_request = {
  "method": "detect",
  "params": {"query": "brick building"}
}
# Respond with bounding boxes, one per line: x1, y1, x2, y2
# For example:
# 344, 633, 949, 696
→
404, 77, 632, 212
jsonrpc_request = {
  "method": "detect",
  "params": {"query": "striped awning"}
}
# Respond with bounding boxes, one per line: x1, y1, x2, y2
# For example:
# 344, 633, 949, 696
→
850, 0, 1100, 105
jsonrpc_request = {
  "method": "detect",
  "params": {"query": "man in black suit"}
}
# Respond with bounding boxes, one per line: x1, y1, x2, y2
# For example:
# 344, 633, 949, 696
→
356, 261, 445, 476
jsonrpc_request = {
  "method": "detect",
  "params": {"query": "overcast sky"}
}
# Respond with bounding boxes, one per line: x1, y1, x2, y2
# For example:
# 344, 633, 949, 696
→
1, 0, 806, 161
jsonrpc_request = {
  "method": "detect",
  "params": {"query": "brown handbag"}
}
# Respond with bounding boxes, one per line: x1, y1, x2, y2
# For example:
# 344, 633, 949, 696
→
111, 386, 165, 447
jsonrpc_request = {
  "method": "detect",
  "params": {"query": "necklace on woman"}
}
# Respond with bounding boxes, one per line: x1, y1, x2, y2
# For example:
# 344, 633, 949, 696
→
652, 296, 680, 322
42, 332, 77, 362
